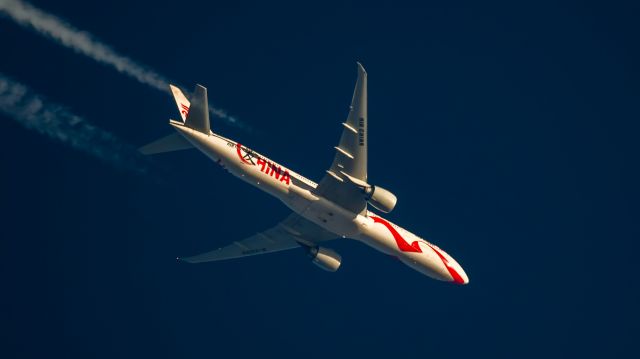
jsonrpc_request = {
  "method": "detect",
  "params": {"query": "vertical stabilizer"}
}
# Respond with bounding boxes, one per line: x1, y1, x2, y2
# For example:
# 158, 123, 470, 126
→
184, 84, 210, 134
170, 85, 191, 122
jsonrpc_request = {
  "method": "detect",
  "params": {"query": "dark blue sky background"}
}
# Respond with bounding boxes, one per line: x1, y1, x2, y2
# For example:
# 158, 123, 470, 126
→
1, 1, 639, 358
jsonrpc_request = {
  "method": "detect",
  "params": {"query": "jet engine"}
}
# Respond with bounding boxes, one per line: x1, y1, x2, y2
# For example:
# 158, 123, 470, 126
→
307, 246, 342, 272
365, 185, 397, 213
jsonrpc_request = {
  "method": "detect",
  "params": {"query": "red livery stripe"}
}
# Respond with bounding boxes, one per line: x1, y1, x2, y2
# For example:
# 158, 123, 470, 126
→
371, 215, 465, 284
423, 243, 466, 284
370, 216, 422, 253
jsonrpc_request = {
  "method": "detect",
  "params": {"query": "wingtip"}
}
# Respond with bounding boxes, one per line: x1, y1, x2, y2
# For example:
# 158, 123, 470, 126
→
356, 61, 367, 76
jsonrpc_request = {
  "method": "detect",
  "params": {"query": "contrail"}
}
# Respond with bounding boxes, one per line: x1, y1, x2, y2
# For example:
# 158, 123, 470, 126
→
0, 0, 244, 128
0, 73, 150, 174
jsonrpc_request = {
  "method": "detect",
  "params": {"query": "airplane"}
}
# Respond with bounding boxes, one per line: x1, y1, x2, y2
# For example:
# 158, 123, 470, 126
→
140, 63, 469, 284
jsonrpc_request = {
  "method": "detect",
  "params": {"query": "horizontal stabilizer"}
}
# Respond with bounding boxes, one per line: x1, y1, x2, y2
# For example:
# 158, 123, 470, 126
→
139, 132, 193, 155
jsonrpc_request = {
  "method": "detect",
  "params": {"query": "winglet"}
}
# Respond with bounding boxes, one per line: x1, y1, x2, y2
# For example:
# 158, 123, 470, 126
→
356, 61, 367, 76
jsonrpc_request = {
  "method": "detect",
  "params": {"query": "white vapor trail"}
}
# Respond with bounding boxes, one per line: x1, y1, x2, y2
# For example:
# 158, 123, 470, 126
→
0, 73, 149, 174
0, 0, 243, 128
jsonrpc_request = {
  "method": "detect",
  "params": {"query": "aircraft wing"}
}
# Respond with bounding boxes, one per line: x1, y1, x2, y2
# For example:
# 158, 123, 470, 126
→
179, 213, 336, 263
314, 63, 368, 215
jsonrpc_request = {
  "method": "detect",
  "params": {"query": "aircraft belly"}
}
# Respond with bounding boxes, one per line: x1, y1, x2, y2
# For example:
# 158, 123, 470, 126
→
281, 187, 360, 238
230, 161, 290, 198
398, 248, 452, 281
399, 256, 451, 281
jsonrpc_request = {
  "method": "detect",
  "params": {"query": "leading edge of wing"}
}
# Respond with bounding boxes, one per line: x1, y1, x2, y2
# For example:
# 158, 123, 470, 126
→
314, 62, 368, 214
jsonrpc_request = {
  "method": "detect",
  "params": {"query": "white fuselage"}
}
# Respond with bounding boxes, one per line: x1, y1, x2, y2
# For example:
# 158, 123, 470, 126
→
173, 123, 469, 284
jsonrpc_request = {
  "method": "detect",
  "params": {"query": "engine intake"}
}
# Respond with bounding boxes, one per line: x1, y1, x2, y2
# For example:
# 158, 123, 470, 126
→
307, 246, 342, 272
365, 185, 397, 213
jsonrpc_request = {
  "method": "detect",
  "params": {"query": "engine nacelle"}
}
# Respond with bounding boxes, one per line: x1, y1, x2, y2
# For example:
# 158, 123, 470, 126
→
365, 185, 397, 213
308, 246, 342, 272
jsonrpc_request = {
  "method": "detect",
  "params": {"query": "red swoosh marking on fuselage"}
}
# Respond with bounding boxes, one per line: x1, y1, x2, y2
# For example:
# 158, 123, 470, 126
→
371, 215, 465, 284
235, 143, 253, 165
423, 243, 466, 284
371, 216, 422, 253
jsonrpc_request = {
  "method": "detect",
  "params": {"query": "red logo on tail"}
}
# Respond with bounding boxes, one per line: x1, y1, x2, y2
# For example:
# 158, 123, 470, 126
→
180, 103, 189, 117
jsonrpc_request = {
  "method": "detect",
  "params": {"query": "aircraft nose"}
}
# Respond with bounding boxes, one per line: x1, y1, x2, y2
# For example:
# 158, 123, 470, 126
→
444, 255, 469, 285
453, 265, 469, 285
423, 243, 469, 285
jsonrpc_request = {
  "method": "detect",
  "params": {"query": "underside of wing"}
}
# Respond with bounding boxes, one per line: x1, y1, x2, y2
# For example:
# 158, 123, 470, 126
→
179, 213, 336, 264
314, 62, 369, 214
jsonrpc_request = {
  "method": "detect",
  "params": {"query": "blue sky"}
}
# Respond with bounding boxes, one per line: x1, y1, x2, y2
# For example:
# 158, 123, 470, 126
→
1, 1, 638, 358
